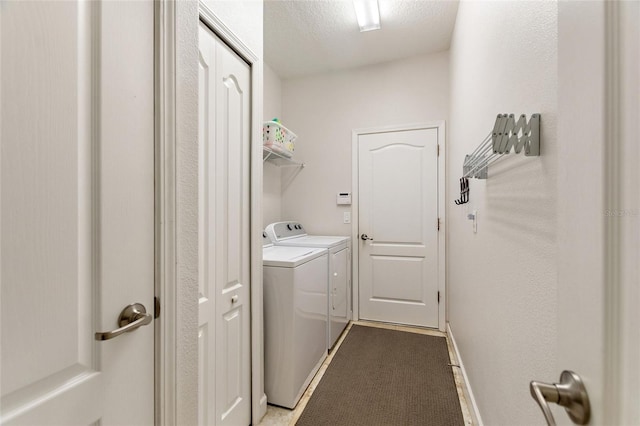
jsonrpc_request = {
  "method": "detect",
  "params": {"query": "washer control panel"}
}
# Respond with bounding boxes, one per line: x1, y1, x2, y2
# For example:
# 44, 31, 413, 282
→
269, 222, 306, 240
262, 231, 273, 247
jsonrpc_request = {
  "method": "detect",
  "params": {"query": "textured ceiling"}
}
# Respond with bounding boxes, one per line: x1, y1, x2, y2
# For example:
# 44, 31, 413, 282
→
264, 0, 459, 79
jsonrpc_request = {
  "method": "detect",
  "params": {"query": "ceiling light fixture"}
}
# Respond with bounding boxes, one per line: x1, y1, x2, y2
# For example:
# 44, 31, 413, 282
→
353, 0, 381, 32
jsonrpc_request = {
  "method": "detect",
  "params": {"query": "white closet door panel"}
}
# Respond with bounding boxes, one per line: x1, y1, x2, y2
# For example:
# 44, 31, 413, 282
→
214, 33, 251, 426
198, 21, 251, 426
197, 21, 217, 426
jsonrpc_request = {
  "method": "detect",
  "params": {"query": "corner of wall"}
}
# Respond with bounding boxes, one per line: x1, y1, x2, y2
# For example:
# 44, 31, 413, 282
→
262, 62, 284, 227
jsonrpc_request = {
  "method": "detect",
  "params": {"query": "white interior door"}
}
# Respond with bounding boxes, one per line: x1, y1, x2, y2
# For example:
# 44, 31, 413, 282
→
1, 1, 154, 424
198, 22, 251, 426
357, 128, 439, 328
551, 2, 640, 425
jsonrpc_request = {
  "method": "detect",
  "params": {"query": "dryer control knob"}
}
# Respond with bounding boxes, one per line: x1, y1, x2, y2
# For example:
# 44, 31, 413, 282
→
287, 224, 293, 230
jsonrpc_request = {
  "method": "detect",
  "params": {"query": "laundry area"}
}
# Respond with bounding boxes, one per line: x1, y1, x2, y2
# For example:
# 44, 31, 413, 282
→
2, 1, 638, 426
252, 1, 638, 425
258, 1, 453, 421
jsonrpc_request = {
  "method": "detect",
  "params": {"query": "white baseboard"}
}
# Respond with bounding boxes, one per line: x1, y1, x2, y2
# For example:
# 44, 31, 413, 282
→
447, 323, 484, 426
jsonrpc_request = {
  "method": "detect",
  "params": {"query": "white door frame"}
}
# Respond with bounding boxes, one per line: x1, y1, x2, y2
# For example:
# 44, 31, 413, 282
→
155, 1, 267, 424
610, 1, 640, 420
601, 1, 639, 421
351, 122, 446, 332
155, 1, 179, 423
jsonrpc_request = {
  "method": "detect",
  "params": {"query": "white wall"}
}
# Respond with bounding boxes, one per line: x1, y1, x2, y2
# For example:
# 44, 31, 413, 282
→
281, 53, 449, 235
263, 63, 283, 227
447, 2, 557, 425
175, 2, 199, 424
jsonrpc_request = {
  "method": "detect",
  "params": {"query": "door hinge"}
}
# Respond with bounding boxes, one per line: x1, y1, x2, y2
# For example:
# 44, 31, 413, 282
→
154, 296, 161, 319
437, 144, 440, 157
437, 218, 441, 231
437, 291, 440, 304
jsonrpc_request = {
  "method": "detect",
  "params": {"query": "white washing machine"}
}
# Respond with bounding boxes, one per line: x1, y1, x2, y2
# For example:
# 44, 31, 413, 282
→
262, 232, 328, 409
265, 222, 351, 350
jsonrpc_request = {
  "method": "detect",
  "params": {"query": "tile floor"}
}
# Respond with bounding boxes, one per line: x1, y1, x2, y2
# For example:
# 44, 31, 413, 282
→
257, 320, 475, 426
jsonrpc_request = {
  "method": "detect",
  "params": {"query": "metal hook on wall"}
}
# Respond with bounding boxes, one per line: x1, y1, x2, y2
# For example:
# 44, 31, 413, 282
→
454, 177, 469, 205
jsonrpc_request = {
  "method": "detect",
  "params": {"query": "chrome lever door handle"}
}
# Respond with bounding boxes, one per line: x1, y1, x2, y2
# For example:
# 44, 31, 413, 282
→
530, 370, 590, 426
95, 303, 153, 341
530, 381, 558, 426
361, 234, 373, 241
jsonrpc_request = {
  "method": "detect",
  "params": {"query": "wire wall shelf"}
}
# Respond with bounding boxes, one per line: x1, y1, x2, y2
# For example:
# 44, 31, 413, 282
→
263, 146, 305, 168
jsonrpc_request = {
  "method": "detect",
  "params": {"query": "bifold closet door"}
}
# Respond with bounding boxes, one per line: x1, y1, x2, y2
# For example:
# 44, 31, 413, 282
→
198, 22, 252, 426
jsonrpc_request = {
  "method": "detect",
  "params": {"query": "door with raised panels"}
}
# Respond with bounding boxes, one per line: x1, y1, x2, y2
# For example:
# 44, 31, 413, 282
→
358, 128, 439, 327
1, 1, 154, 424
198, 22, 252, 426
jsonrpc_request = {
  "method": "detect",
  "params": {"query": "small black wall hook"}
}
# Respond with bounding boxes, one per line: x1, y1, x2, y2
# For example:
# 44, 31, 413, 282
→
454, 177, 469, 205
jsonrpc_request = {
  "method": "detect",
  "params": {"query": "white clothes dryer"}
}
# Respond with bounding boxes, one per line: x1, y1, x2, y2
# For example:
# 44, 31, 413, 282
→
262, 232, 328, 409
265, 222, 351, 350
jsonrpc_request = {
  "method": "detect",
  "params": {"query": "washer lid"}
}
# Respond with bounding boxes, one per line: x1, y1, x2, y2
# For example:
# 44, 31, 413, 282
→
262, 245, 327, 268
273, 235, 350, 249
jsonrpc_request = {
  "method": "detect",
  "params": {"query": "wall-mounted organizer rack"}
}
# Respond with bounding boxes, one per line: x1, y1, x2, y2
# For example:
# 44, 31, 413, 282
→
263, 146, 305, 168
455, 113, 540, 205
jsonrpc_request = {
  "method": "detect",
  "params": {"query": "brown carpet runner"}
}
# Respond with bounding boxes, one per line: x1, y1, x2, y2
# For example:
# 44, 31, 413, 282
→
296, 325, 464, 426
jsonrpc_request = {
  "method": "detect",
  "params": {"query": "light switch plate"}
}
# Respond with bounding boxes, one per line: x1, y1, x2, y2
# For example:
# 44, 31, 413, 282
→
344, 212, 351, 224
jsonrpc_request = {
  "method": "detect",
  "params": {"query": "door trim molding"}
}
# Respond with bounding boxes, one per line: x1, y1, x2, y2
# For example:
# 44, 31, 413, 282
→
198, 5, 258, 65
351, 121, 447, 331
155, 1, 178, 424
603, 1, 639, 423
